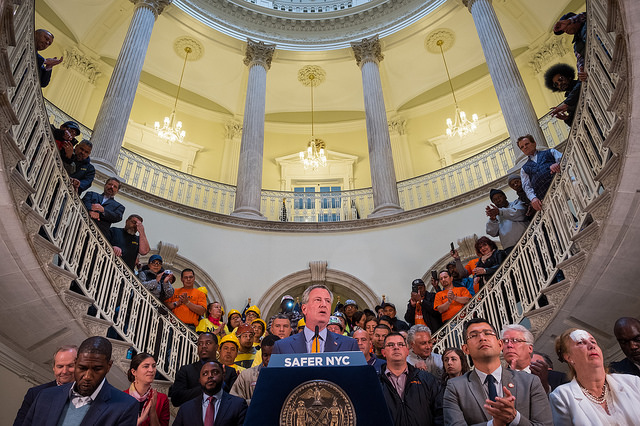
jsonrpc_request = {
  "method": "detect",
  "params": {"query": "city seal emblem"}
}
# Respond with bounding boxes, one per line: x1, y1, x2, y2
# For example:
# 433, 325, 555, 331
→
280, 379, 356, 426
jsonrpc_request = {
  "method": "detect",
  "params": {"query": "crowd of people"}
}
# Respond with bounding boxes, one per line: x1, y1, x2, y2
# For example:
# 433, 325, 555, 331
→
12, 284, 640, 425
19, 10, 628, 426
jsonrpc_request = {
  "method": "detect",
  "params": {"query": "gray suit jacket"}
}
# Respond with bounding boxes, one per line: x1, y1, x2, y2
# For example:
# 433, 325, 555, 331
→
443, 368, 553, 426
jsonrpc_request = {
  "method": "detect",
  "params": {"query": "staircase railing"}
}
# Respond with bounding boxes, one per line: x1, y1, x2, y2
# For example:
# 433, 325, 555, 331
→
45, 99, 567, 222
3, 0, 197, 381
433, 0, 622, 350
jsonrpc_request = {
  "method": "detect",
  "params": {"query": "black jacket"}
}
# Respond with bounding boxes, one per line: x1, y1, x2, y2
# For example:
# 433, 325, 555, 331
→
404, 292, 443, 333
168, 360, 238, 407
476, 249, 507, 289
379, 363, 443, 426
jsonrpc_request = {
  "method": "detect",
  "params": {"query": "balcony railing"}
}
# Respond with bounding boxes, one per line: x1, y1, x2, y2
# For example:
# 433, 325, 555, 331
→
432, 0, 621, 351
4, 0, 621, 385
46, 100, 568, 222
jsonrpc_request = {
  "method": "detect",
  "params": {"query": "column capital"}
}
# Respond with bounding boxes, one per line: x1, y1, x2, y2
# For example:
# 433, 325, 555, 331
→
243, 39, 276, 70
351, 36, 383, 67
225, 121, 243, 140
131, 0, 172, 18
461, 0, 491, 12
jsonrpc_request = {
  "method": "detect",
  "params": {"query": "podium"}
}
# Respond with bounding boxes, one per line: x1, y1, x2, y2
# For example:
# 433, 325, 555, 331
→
245, 351, 392, 425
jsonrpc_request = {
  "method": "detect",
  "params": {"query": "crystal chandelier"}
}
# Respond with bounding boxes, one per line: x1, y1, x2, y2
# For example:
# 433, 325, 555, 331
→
298, 66, 327, 170
300, 138, 327, 170
155, 46, 191, 144
437, 39, 479, 138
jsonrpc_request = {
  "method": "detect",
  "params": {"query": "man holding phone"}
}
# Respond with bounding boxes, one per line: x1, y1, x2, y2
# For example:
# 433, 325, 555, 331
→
405, 278, 443, 332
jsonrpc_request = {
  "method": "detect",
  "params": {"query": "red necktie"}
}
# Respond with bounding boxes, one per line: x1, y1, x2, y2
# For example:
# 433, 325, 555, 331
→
204, 395, 215, 426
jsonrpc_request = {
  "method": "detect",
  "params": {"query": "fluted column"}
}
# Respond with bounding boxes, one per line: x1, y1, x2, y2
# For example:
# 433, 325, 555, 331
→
90, 0, 171, 175
351, 36, 403, 217
463, 0, 548, 155
231, 40, 275, 220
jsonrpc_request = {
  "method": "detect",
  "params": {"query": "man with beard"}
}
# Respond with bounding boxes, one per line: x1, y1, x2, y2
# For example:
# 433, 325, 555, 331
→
169, 333, 238, 406
34, 29, 63, 87
82, 177, 125, 238
544, 63, 582, 127
23, 337, 137, 425
173, 361, 247, 425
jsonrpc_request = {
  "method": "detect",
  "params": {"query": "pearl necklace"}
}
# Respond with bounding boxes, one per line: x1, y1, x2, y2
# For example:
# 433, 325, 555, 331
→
578, 380, 609, 404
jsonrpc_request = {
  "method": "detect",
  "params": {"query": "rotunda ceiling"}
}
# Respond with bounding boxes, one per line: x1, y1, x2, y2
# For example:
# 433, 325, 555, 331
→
175, 0, 447, 50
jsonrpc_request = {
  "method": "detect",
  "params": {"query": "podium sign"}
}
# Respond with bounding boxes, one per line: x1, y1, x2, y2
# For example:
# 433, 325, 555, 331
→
245, 351, 392, 425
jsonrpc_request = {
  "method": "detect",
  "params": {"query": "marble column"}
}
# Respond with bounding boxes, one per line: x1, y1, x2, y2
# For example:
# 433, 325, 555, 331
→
351, 36, 403, 217
90, 0, 171, 175
463, 0, 548, 157
231, 40, 275, 220
221, 121, 242, 185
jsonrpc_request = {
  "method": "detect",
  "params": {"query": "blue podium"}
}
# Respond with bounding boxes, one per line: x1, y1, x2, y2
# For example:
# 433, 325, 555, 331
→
245, 352, 392, 425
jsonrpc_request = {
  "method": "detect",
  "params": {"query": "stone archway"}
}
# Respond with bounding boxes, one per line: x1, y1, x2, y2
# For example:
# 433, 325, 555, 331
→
256, 261, 380, 320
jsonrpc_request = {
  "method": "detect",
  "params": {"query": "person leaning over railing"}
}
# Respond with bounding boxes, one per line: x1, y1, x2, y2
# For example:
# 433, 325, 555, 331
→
544, 63, 583, 127
517, 134, 562, 212
550, 328, 640, 424
34, 29, 63, 88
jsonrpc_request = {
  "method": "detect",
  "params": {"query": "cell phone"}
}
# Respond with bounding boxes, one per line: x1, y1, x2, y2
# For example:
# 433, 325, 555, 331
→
431, 270, 438, 281
450, 242, 455, 252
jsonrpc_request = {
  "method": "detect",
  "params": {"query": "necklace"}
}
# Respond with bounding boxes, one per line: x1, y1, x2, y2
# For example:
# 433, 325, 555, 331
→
578, 380, 608, 404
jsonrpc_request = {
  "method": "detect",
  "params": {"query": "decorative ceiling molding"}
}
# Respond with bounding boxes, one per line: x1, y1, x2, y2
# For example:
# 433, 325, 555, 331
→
298, 65, 326, 87
424, 28, 455, 54
173, 36, 205, 61
173, 0, 449, 50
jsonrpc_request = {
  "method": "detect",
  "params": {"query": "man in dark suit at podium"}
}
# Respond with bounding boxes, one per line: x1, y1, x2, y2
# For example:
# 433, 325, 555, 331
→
272, 284, 358, 354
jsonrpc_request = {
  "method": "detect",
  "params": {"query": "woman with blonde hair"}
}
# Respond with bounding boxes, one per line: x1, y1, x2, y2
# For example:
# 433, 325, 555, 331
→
550, 328, 640, 425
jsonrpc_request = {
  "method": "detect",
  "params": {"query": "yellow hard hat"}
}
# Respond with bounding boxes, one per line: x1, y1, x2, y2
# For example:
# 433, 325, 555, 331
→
251, 318, 267, 335
219, 333, 240, 349
197, 286, 208, 295
297, 318, 306, 328
227, 309, 241, 322
246, 305, 261, 317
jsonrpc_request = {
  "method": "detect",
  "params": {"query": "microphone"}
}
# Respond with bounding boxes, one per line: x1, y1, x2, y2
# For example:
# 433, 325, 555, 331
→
314, 325, 319, 340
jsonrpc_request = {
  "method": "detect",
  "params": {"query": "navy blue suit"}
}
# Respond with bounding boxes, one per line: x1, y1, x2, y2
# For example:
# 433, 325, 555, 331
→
173, 392, 247, 426
23, 380, 138, 426
271, 328, 359, 354
609, 357, 640, 377
81, 191, 125, 238
13, 380, 57, 426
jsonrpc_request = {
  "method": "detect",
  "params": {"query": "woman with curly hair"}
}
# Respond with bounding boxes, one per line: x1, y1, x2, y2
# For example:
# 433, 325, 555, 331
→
544, 63, 582, 126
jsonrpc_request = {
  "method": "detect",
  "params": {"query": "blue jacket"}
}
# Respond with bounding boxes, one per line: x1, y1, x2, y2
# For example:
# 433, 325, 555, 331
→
81, 191, 125, 238
13, 380, 57, 426
23, 380, 138, 426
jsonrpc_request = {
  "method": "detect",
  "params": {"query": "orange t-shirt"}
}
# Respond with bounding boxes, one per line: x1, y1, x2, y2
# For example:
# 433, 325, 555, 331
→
166, 287, 207, 326
465, 258, 479, 276
434, 287, 472, 321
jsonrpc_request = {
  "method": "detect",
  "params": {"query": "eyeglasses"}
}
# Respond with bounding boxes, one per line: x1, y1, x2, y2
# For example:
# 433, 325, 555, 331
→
385, 342, 406, 348
502, 338, 530, 345
466, 330, 497, 340
150, 260, 162, 265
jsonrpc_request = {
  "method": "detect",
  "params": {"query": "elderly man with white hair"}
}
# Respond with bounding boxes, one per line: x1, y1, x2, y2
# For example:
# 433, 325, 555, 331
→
406, 324, 443, 378
501, 323, 555, 393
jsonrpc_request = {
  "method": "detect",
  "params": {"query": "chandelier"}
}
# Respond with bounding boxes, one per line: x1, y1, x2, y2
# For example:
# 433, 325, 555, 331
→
155, 46, 191, 144
298, 66, 327, 170
436, 39, 479, 138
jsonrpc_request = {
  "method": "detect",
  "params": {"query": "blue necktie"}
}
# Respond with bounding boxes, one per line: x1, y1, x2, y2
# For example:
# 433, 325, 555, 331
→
486, 374, 498, 402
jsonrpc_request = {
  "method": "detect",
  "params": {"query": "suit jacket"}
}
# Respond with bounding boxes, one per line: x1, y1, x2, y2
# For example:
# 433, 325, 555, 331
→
23, 380, 138, 426
173, 392, 247, 426
609, 357, 640, 377
36, 53, 52, 87
547, 369, 570, 392
271, 329, 359, 354
550, 374, 640, 425
81, 191, 125, 238
13, 380, 57, 426
168, 361, 238, 407
443, 368, 553, 426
